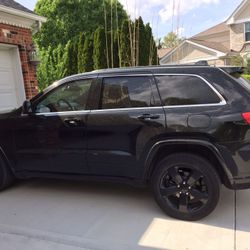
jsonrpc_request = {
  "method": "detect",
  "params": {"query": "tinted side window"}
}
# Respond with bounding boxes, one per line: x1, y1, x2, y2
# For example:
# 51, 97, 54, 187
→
36, 79, 92, 113
156, 75, 221, 106
101, 76, 160, 109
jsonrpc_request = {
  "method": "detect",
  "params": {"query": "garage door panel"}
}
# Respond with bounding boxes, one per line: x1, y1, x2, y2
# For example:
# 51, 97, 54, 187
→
0, 49, 12, 67
0, 46, 24, 111
0, 69, 15, 89
0, 93, 17, 111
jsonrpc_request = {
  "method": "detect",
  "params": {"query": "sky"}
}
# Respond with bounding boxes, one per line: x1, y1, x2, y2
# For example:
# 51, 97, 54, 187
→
16, 0, 242, 39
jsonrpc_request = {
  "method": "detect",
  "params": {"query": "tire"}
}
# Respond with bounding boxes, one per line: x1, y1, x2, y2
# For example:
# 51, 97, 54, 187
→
151, 153, 221, 221
0, 155, 15, 190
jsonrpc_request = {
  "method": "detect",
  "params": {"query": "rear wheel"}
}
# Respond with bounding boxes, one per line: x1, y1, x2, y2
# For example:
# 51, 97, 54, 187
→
0, 156, 15, 190
151, 153, 221, 221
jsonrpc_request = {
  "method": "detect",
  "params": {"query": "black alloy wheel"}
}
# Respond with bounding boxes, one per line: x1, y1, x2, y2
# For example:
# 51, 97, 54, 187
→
151, 153, 221, 221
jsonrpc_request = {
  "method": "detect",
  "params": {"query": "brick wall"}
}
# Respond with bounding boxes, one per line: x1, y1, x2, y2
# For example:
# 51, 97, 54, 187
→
0, 23, 38, 99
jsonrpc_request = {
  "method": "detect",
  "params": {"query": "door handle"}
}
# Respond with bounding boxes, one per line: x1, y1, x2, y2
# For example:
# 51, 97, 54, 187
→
64, 118, 82, 127
137, 114, 160, 121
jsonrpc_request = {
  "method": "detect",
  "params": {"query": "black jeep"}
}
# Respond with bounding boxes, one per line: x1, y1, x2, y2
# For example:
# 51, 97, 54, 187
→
0, 65, 249, 220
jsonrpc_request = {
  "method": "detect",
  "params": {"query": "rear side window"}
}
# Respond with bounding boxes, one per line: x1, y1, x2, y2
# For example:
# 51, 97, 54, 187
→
100, 76, 160, 109
156, 75, 221, 106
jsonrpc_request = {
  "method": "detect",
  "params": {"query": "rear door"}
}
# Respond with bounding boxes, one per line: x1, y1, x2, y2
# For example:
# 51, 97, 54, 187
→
86, 74, 166, 178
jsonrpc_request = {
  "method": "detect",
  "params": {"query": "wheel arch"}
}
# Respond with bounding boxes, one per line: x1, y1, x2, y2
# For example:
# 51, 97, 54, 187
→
143, 139, 234, 188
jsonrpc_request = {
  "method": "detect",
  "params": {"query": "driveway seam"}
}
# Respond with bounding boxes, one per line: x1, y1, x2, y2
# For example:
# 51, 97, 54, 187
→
234, 190, 237, 250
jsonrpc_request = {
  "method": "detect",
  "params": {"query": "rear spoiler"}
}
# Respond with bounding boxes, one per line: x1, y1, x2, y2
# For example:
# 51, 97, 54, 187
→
193, 61, 245, 75
220, 67, 245, 75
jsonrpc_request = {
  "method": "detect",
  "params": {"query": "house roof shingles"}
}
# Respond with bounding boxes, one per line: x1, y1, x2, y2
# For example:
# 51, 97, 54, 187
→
193, 22, 229, 38
0, 0, 34, 14
189, 38, 229, 53
158, 48, 173, 59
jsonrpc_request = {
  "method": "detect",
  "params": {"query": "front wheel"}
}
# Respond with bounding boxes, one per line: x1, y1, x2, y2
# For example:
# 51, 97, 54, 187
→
151, 153, 221, 221
0, 156, 15, 190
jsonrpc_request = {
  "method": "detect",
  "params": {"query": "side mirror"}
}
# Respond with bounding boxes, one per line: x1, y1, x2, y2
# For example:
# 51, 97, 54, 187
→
22, 100, 33, 114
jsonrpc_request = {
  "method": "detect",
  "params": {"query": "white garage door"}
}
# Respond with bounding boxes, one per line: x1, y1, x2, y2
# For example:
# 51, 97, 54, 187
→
0, 45, 25, 112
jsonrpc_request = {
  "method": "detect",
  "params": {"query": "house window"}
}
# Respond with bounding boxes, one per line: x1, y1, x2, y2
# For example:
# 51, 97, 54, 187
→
245, 22, 250, 41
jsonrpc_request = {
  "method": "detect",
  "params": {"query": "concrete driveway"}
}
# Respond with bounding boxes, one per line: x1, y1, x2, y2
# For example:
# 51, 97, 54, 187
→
0, 179, 249, 250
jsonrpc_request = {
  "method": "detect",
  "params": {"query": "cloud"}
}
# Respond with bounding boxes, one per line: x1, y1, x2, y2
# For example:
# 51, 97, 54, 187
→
119, 0, 220, 23
159, 0, 220, 22
175, 27, 185, 37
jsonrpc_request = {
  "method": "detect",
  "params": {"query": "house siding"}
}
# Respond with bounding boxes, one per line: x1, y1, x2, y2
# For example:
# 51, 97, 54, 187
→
161, 43, 218, 65
230, 23, 245, 52
0, 23, 38, 99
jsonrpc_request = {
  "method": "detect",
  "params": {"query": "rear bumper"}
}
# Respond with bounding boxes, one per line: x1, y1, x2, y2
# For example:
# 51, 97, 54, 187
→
218, 141, 250, 190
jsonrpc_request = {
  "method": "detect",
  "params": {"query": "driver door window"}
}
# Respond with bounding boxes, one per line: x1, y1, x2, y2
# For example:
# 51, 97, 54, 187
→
36, 79, 92, 113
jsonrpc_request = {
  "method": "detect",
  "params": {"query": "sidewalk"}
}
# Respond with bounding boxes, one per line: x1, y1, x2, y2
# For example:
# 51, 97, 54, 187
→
0, 179, 248, 250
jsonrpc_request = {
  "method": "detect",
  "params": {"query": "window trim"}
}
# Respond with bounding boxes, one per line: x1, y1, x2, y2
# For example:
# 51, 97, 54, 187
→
245, 22, 250, 42
154, 73, 226, 108
35, 73, 226, 115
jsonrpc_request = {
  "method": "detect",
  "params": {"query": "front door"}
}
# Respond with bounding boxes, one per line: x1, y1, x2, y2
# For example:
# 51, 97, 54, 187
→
14, 78, 93, 174
87, 74, 165, 178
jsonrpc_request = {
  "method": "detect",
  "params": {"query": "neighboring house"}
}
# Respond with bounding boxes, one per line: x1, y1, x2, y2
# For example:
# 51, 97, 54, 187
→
160, 0, 250, 66
0, 0, 46, 112
157, 48, 173, 61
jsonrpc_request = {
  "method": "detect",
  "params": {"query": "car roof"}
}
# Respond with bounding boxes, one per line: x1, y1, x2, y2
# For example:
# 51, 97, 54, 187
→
49, 64, 245, 90
61, 65, 214, 81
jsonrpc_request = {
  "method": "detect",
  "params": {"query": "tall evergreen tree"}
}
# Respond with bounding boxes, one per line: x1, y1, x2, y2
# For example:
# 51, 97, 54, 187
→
62, 40, 77, 77
93, 27, 107, 69
144, 23, 152, 65
145, 24, 158, 65
53, 44, 64, 79
137, 17, 147, 66
120, 20, 131, 67
152, 40, 158, 65
113, 32, 120, 68
82, 36, 94, 72
77, 33, 85, 73
37, 46, 60, 89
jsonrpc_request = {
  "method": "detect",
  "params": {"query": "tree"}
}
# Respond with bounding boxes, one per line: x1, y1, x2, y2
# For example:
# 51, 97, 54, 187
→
34, 0, 127, 50
77, 33, 85, 73
230, 55, 244, 67
62, 40, 78, 77
82, 36, 94, 72
113, 32, 120, 68
120, 20, 131, 67
36, 47, 53, 90
151, 40, 158, 65
156, 38, 163, 49
52, 44, 64, 79
145, 24, 158, 65
163, 32, 182, 48
93, 27, 107, 69
245, 58, 250, 74
136, 17, 148, 66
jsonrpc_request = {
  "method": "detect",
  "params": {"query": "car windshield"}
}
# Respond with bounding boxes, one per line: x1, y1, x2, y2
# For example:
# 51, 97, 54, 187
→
236, 77, 250, 92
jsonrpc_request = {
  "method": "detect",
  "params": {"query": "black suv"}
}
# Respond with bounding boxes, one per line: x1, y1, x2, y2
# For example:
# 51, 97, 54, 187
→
0, 65, 250, 221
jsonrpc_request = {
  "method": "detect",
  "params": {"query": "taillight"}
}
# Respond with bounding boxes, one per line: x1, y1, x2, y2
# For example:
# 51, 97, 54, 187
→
242, 112, 250, 124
